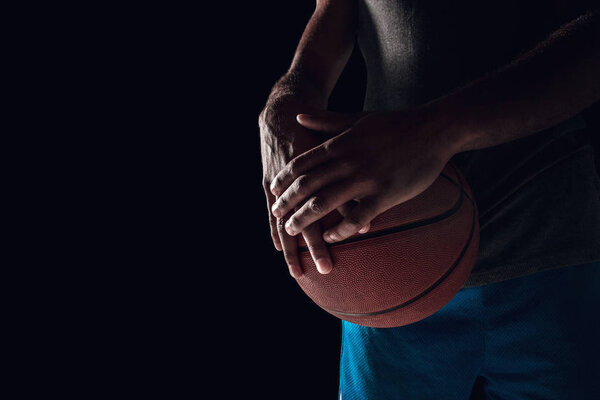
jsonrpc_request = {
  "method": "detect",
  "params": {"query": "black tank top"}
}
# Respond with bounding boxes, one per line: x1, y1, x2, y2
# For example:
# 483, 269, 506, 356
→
356, 0, 600, 286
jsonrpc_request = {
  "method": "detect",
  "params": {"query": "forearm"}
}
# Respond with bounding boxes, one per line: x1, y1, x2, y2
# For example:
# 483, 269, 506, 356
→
427, 9, 600, 155
263, 70, 329, 112
261, 0, 357, 116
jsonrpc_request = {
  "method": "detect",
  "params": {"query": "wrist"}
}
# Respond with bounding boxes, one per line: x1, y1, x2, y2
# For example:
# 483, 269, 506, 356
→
267, 71, 329, 110
417, 95, 474, 159
260, 94, 327, 136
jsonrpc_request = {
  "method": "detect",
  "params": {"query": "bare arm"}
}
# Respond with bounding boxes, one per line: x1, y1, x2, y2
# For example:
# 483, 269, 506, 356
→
262, 0, 357, 111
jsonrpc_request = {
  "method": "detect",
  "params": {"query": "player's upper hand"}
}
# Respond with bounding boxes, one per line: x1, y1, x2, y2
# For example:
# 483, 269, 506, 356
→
269, 109, 457, 244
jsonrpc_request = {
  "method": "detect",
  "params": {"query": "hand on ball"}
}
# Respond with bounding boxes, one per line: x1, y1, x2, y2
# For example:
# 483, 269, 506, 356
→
270, 109, 457, 247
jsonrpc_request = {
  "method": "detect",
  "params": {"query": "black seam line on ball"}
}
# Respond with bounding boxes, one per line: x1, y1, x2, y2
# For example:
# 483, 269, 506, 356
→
323, 168, 475, 318
439, 171, 474, 204
298, 170, 466, 252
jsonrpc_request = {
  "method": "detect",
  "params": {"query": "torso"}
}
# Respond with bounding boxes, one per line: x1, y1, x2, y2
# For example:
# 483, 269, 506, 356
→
356, 0, 600, 287
356, 0, 589, 110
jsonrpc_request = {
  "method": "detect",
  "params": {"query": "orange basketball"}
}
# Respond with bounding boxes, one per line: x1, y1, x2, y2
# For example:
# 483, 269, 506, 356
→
296, 162, 479, 328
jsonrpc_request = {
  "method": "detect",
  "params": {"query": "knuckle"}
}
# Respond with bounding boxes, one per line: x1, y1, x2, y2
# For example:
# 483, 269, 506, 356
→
287, 160, 299, 177
288, 214, 300, 228
277, 218, 286, 230
345, 213, 364, 228
308, 196, 326, 214
306, 241, 324, 253
277, 196, 288, 208
295, 175, 310, 193
270, 217, 278, 229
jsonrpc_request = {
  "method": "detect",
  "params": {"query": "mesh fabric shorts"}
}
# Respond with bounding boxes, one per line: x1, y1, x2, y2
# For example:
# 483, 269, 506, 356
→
339, 261, 600, 399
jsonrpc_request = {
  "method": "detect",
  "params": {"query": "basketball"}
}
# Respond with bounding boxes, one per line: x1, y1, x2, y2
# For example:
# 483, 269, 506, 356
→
295, 162, 479, 328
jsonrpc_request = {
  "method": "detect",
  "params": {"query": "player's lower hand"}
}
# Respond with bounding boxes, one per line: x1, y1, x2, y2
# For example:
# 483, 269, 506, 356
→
259, 98, 367, 277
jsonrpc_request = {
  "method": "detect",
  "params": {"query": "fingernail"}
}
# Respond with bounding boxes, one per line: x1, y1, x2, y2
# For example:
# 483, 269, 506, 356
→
359, 225, 369, 234
285, 221, 296, 235
323, 232, 335, 243
316, 258, 332, 274
271, 204, 281, 218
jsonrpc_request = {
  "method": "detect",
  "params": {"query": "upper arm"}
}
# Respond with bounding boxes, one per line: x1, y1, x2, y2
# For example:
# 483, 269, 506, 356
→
289, 0, 358, 100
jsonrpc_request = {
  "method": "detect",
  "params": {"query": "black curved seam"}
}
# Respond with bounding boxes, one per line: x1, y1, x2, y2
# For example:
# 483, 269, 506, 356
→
298, 171, 463, 252
323, 169, 476, 318
440, 171, 474, 204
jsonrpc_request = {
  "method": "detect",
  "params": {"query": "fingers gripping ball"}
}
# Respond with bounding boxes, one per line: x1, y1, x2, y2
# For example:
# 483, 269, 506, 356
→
295, 162, 479, 328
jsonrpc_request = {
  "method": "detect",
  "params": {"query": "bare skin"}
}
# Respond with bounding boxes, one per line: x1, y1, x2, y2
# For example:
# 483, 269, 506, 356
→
261, 1, 600, 276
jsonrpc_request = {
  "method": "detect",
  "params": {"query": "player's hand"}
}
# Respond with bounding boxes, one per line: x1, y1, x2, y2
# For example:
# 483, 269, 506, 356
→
259, 98, 367, 277
269, 109, 457, 244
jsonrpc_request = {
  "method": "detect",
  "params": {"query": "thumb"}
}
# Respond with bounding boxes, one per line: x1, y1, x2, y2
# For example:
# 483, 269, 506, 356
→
296, 111, 364, 134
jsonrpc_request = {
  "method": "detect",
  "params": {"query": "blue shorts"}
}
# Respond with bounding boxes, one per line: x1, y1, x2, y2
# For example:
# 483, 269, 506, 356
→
339, 261, 600, 399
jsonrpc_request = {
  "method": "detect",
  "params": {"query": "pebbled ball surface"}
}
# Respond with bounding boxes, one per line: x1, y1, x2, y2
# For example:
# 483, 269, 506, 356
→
296, 163, 480, 328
